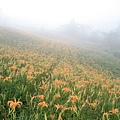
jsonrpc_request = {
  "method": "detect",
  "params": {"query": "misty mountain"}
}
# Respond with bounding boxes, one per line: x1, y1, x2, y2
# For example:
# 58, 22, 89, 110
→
0, 11, 8, 26
104, 27, 120, 50
0, 11, 120, 60
57, 21, 120, 54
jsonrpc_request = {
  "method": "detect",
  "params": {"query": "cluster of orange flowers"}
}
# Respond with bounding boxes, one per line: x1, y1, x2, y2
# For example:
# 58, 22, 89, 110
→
108, 88, 114, 94
53, 79, 68, 87
102, 85, 108, 89
32, 94, 45, 100
67, 95, 78, 103
103, 108, 119, 118
55, 104, 67, 111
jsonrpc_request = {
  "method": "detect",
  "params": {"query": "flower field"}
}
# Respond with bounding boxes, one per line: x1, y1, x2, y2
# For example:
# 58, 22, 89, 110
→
0, 27, 120, 120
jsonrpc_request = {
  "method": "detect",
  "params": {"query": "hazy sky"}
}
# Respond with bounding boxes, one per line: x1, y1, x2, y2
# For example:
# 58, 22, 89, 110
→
0, 0, 120, 31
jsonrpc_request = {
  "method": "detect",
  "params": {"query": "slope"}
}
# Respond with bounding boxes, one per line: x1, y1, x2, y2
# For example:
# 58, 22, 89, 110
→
0, 27, 120, 120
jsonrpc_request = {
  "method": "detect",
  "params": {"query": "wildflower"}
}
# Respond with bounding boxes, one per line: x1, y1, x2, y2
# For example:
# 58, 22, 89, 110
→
83, 80, 89, 84
71, 79, 76, 83
53, 69, 58, 74
54, 79, 68, 86
81, 77, 85, 81
103, 112, 109, 118
69, 95, 78, 103
102, 85, 108, 89
38, 101, 48, 108
55, 104, 61, 110
111, 108, 119, 114
10, 65, 17, 70
118, 96, 120, 99
63, 68, 68, 74
39, 85, 47, 90
80, 84, 84, 88
62, 87, 71, 92
117, 91, 120, 95
28, 69, 34, 75
90, 102, 97, 107
62, 81, 68, 86
0, 75, 4, 79
4, 77, 10, 81
7, 99, 22, 109
28, 71, 33, 75
108, 88, 114, 94
27, 75, 35, 80
38, 95, 45, 100
6, 54, 11, 58
68, 106, 77, 113
54, 79, 61, 85
55, 104, 67, 111
17, 60, 25, 64
32, 95, 45, 100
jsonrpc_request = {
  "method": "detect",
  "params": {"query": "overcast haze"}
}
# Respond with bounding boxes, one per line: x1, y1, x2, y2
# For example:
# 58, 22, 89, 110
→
0, 0, 120, 31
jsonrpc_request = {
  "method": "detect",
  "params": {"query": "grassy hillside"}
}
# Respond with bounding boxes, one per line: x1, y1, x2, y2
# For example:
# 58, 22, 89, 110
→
0, 27, 120, 120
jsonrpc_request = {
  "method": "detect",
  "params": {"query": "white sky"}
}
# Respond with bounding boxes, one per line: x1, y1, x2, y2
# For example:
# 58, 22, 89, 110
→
0, 0, 120, 31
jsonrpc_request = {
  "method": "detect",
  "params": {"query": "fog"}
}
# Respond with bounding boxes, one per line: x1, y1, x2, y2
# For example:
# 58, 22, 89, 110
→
0, 0, 120, 30
0, 0, 120, 58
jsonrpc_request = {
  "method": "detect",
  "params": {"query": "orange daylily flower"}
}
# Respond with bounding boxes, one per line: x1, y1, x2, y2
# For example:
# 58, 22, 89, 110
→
53, 69, 58, 74
38, 101, 48, 108
55, 104, 63, 110
32, 95, 45, 100
0, 75, 4, 79
62, 87, 71, 92
102, 85, 108, 89
17, 60, 25, 64
38, 95, 45, 100
54, 79, 61, 85
90, 102, 97, 107
108, 88, 114, 94
71, 79, 76, 83
117, 91, 120, 95
55, 104, 67, 111
6, 54, 11, 58
4, 77, 10, 81
27, 75, 35, 80
111, 108, 119, 114
7, 99, 22, 109
28, 70, 34, 75
103, 112, 109, 118
69, 95, 78, 103
10, 65, 17, 70
39, 85, 47, 90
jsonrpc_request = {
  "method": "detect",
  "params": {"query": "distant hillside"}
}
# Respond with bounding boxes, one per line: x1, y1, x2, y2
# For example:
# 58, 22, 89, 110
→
0, 26, 120, 79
